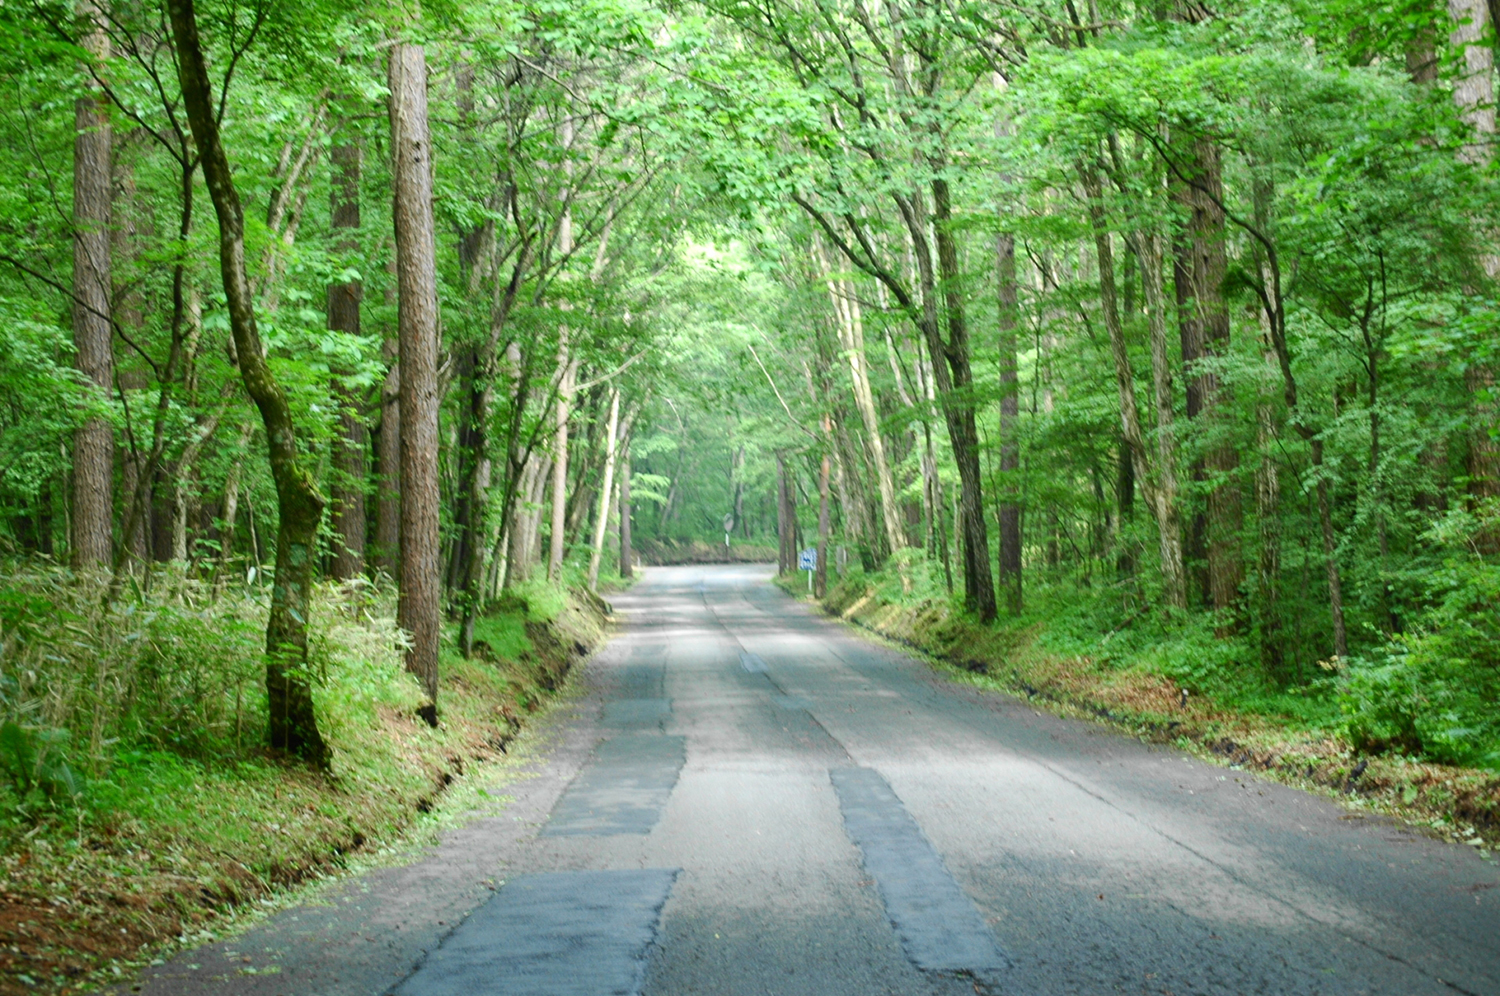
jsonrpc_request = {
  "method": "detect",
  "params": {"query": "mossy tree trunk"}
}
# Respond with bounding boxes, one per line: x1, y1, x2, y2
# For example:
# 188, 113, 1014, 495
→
167, 0, 328, 764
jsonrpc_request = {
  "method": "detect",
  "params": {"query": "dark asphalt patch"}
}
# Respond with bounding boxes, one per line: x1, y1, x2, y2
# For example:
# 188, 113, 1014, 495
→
831, 767, 1011, 975
603, 698, 672, 730
542, 733, 686, 836
739, 650, 767, 672
392, 868, 678, 996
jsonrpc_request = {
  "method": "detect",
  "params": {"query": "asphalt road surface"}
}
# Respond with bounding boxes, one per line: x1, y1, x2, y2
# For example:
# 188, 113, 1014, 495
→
125, 564, 1500, 996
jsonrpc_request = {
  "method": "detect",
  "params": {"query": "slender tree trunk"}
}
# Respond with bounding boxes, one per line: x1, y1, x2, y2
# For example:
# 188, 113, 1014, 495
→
389, 40, 441, 719
71, 5, 113, 568
327, 137, 365, 579
1254, 366, 1284, 676
816, 437, 831, 598
815, 242, 906, 560
1313, 440, 1349, 659
587, 389, 621, 590
619, 449, 633, 580
1250, 174, 1346, 660
923, 178, 997, 621
375, 338, 400, 575
218, 421, 253, 574
167, 0, 327, 763
320, 140, 367, 578
547, 351, 577, 581
777, 454, 795, 575
996, 231, 1022, 614
1115, 435, 1137, 581
1082, 163, 1186, 610
1137, 230, 1188, 611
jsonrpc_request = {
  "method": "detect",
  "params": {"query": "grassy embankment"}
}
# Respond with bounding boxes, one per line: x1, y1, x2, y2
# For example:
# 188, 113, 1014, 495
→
0, 564, 605, 995
780, 559, 1499, 853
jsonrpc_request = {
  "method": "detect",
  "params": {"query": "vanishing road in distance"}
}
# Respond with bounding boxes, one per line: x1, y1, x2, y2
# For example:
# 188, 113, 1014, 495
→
128, 565, 1500, 996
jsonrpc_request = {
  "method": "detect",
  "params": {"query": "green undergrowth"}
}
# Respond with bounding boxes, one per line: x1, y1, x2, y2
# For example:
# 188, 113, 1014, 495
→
783, 562, 1500, 852
0, 564, 604, 996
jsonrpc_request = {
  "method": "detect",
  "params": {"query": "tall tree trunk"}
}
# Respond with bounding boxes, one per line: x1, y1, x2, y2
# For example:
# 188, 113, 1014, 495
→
547, 350, 577, 581
587, 389, 620, 590
1250, 174, 1347, 659
217, 421, 253, 576
619, 448, 633, 580
815, 241, 906, 560
167, 0, 327, 763
1081, 163, 1186, 610
816, 434, 831, 598
1175, 140, 1242, 613
389, 40, 441, 719
328, 137, 365, 580
71, 4, 113, 568
1448, 0, 1500, 538
996, 231, 1022, 614
777, 454, 796, 575
1254, 357, 1284, 676
928, 177, 997, 621
1137, 230, 1188, 611
376, 337, 400, 575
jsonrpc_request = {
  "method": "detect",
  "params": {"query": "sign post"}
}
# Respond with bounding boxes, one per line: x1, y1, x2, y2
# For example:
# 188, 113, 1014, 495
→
722, 513, 734, 555
798, 548, 817, 593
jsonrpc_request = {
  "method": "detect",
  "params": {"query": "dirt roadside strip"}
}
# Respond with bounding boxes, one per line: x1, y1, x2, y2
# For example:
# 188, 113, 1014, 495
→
785, 576, 1500, 857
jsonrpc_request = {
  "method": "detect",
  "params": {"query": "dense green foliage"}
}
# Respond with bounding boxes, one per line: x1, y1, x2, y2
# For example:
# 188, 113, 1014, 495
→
0, 0, 1495, 840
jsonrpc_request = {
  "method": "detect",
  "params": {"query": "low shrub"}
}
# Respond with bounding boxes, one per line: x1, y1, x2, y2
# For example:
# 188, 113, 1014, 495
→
1341, 556, 1500, 769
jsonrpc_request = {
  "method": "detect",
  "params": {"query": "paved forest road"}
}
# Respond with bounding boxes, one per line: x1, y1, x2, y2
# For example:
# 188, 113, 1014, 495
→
129, 565, 1499, 996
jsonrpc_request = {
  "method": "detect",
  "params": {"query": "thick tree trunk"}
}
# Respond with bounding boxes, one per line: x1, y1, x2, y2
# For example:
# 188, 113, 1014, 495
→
167, 0, 327, 764
389, 41, 441, 718
996, 231, 1022, 614
71, 7, 113, 568
328, 138, 366, 580
1175, 141, 1242, 612
1447, 1, 1500, 537
587, 389, 621, 590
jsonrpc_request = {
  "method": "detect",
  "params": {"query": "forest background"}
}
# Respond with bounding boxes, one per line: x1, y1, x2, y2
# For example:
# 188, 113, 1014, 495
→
0, 0, 1499, 987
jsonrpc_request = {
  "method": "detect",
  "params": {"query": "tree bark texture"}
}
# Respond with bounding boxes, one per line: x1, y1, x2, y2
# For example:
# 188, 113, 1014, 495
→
389, 42, 441, 716
587, 389, 621, 589
619, 449, 633, 580
1082, 164, 1187, 610
816, 439, 831, 599
547, 350, 578, 581
1447, 1, 1500, 528
1174, 140, 1242, 612
815, 242, 906, 560
167, 0, 327, 764
71, 7, 113, 568
926, 178, 997, 621
996, 231, 1022, 614
327, 138, 365, 580
376, 340, 400, 575
1137, 230, 1188, 612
